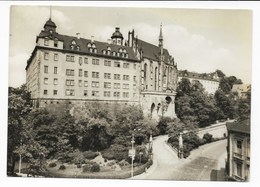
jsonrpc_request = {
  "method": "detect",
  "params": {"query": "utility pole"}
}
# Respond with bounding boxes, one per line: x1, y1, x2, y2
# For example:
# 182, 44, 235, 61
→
130, 134, 135, 178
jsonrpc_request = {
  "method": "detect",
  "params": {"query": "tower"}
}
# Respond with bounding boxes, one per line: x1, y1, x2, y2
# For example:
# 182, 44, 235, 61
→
158, 23, 163, 55
111, 27, 124, 45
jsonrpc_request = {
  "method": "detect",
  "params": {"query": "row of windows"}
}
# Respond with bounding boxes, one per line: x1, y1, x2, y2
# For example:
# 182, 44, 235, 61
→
44, 38, 58, 47
43, 52, 136, 69
43, 89, 131, 98
44, 66, 58, 74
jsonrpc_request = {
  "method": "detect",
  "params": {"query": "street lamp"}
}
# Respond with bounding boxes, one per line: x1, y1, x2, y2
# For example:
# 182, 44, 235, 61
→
148, 133, 153, 160
130, 134, 135, 178
139, 152, 143, 164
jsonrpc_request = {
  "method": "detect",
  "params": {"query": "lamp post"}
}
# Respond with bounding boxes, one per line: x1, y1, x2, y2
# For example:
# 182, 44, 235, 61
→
179, 132, 183, 159
130, 134, 135, 178
18, 139, 22, 174
139, 152, 143, 164
148, 133, 153, 160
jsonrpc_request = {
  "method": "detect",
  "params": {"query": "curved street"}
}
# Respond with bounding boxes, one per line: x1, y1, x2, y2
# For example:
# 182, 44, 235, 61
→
133, 135, 227, 180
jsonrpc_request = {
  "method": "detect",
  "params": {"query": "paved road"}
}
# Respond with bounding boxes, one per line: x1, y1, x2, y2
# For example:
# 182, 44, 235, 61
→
133, 135, 227, 181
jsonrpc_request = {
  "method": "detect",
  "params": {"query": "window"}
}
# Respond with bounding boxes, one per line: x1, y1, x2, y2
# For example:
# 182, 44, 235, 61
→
78, 80, 82, 87
44, 78, 48, 84
54, 78, 58, 85
54, 67, 57, 74
123, 84, 129, 89
123, 63, 129, 68
237, 140, 242, 154
66, 69, 75, 76
44, 52, 49, 60
93, 48, 97, 53
53, 90, 58, 95
114, 83, 120, 89
87, 43, 91, 48
79, 57, 83, 65
54, 39, 58, 47
66, 55, 75, 62
84, 90, 88, 96
44, 39, 49, 46
125, 53, 128, 58
236, 162, 242, 177
84, 71, 88, 77
79, 69, 83, 77
114, 74, 120, 80
84, 57, 88, 64
104, 82, 111, 89
113, 92, 120, 98
104, 73, 111, 79
54, 53, 58, 61
123, 92, 129, 98
104, 91, 111, 97
92, 58, 100, 65
84, 81, 88, 87
114, 61, 120, 67
102, 50, 106, 55
92, 72, 99, 78
134, 64, 137, 69
92, 91, 99, 97
104, 60, 111, 66
133, 76, 137, 82
92, 81, 99, 88
44, 66, 48, 73
66, 79, 74, 86
66, 89, 75, 96
123, 75, 129, 81
43, 90, 48, 95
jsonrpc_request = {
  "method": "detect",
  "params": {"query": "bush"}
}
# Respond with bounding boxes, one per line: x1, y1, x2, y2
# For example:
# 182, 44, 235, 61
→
102, 144, 128, 161
203, 133, 213, 143
82, 161, 100, 172
83, 151, 99, 160
48, 162, 57, 168
59, 165, 66, 170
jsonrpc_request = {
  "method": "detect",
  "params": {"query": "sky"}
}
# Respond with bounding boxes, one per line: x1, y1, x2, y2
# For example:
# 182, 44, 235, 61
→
9, 5, 252, 87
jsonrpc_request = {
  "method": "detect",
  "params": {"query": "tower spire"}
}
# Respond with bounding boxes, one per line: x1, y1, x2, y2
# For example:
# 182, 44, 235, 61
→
159, 23, 163, 48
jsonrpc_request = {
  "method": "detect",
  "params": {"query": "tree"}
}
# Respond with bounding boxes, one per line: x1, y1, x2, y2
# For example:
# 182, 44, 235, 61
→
216, 69, 225, 78
7, 85, 32, 175
176, 78, 192, 96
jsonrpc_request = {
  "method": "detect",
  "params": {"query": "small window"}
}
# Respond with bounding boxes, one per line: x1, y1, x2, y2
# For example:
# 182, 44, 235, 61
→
84, 57, 88, 64
84, 71, 88, 77
104, 73, 111, 79
114, 61, 120, 68
104, 60, 111, 66
44, 52, 49, 60
92, 72, 99, 78
78, 80, 82, 87
53, 90, 58, 95
84, 90, 88, 96
79, 57, 83, 65
71, 56, 75, 62
113, 92, 120, 98
123, 63, 129, 68
114, 74, 120, 80
107, 47, 111, 51
104, 82, 111, 89
54, 39, 58, 47
54, 67, 57, 74
103, 50, 106, 55
84, 81, 88, 87
44, 66, 48, 73
54, 53, 58, 61
72, 40, 76, 45
79, 69, 82, 77
104, 91, 111, 97
123, 75, 129, 81
91, 81, 99, 88
44, 39, 49, 46
92, 91, 99, 97
44, 78, 48, 85
43, 90, 48, 95
54, 78, 58, 85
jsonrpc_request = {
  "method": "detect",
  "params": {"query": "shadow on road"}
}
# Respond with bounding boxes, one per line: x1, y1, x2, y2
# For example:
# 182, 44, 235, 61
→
210, 168, 226, 181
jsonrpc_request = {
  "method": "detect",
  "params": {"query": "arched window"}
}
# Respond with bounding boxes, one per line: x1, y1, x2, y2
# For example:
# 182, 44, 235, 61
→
144, 63, 147, 82
123, 49, 127, 53
125, 53, 128, 58
92, 43, 96, 48
119, 48, 122, 53
87, 43, 91, 48
154, 67, 158, 90
107, 46, 111, 51
77, 46, 80, 51
102, 50, 106, 55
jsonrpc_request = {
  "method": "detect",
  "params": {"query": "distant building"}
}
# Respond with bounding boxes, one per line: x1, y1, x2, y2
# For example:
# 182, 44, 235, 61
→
231, 84, 251, 99
226, 119, 250, 181
25, 18, 178, 119
178, 70, 220, 94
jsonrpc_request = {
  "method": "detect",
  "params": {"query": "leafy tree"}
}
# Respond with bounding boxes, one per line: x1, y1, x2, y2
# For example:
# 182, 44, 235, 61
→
7, 85, 32, 175
216, 69, 225, 78
176, 78, 192, 96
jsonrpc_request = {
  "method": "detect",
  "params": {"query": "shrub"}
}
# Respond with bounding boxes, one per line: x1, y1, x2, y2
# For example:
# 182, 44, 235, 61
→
59, 165, 66, 170
83, 151, 99, 160
102, 144, 128, 161
82, 161, 100, 172
48, 162, 57, 168
203, 133, 213, 143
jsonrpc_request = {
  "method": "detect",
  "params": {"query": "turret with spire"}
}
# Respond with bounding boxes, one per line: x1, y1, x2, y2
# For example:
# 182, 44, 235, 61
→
158, 23, 164, 61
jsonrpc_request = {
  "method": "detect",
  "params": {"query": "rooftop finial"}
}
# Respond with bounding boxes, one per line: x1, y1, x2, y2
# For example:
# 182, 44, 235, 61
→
50, 5, 52, 20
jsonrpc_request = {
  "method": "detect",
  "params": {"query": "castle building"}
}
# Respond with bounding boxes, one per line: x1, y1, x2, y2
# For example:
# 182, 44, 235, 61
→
178, 70, 220, 94
26, 19, 178, 119
226, 119, 250, 181
231, 84, 251, 99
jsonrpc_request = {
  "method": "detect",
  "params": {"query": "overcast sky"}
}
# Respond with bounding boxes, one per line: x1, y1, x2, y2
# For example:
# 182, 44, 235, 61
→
9, 5, 252, 87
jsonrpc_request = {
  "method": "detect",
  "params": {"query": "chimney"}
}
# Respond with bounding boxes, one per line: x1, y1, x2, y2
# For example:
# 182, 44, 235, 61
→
91, 36, 94, 43
76, 33, 80, 39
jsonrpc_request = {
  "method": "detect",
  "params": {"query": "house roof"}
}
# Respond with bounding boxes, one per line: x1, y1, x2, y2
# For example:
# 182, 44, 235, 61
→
178, 70, 220, 82
226, 119, 250, 134
136, 38, 172, 64
36, 30, 139, 62
232, 84, 251, 93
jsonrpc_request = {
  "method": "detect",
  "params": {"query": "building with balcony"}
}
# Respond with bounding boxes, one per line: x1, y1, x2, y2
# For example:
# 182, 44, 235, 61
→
178, 70, 220, 94
26, 18, 178, 119
226, 119, 250, 181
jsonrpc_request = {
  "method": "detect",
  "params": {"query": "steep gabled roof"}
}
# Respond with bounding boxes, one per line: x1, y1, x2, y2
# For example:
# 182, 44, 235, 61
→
36, 30, 139, 62
226, 119, 250, 134
136, 38, 171, 63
